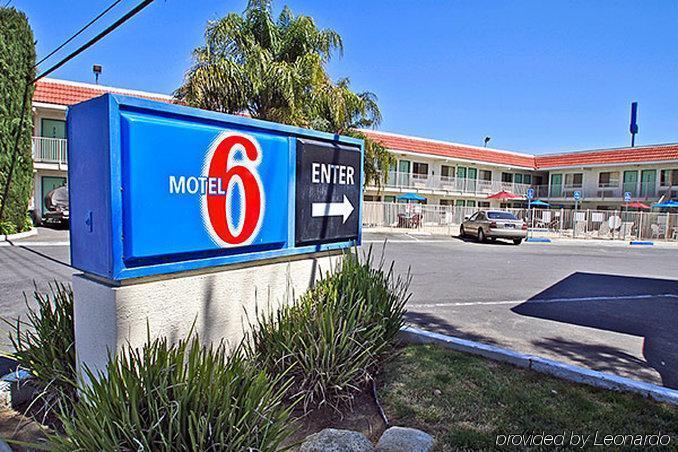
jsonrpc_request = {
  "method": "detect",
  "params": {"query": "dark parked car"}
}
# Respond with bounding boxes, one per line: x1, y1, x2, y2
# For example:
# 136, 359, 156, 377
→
43, 185, 69, 225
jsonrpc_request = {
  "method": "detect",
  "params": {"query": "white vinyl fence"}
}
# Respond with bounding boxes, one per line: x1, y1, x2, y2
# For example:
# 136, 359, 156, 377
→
362, 201, 678, 241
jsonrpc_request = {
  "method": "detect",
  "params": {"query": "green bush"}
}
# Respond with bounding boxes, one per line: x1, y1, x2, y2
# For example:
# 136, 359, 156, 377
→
50, 336, 293, 451
248, 249, 410, 412
0, 220, 17, 235
2, 282, 77, 408
0, 7, 35, 232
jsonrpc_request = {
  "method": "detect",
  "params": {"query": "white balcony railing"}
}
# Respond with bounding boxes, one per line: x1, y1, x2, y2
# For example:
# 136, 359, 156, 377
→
540, 182, 663, 200
32, 137, 68, 165
379, 170, 535, 196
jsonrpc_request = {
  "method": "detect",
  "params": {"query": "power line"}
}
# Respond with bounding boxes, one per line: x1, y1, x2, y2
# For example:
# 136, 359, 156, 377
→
0, 0, 157, 224
35, 0, 123, 68
34, 0, 155, 82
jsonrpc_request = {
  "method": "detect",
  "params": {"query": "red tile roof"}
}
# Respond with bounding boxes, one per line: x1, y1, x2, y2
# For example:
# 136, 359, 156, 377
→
33, 79, 678, 169
33, 78, 173, 106
362, 129, 678, 169
534, 144, 678, 169
361, 129, 536, 169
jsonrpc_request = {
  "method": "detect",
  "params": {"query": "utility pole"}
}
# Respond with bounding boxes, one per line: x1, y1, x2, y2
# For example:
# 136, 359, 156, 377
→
629, 102, 638, 147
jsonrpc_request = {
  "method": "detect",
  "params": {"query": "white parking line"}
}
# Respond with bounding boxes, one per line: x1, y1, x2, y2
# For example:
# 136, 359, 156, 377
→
412, 293, 678, 308
0, 241, 70, 247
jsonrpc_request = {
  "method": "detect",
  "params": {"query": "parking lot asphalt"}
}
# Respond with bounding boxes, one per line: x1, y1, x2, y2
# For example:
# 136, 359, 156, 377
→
363, 231, 678, 389
1, 227, 677, 389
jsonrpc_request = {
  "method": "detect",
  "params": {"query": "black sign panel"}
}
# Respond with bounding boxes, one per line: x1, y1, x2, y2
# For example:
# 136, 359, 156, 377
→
295, 138, 361, 246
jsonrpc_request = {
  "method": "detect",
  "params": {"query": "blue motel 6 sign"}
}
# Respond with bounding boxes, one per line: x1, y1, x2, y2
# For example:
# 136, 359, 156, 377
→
67, 95, 363, 281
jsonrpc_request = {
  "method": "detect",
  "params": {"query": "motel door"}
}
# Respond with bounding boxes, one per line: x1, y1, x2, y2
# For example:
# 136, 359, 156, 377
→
398, 160, 411, 187
623, 171, 638, 197
467, 168, 477, 192
42, 176, 67, 214
640, 170, 656, 198
550, 174, 563, 197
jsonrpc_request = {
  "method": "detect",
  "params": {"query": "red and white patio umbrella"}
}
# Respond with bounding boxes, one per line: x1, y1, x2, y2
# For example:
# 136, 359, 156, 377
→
486, 190, 523, 200
625, 201, 651, 209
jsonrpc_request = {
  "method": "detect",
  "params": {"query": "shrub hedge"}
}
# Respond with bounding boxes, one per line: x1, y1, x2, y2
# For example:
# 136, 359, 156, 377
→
0, 7, 35, 233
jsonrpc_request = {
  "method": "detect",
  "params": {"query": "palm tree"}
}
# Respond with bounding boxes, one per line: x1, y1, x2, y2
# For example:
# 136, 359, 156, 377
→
176, 0, 392, 186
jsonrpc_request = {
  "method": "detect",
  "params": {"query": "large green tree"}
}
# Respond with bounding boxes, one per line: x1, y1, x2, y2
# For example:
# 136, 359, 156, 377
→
176, 0, 392, 186
0, 7, 35, 234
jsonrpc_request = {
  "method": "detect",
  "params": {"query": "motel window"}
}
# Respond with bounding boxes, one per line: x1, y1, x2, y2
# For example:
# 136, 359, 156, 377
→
564, 173, 583, 187
478, 201, 490, 208
412, 162, 429, 176
660, 169, 678, 186
501, 173, 513, 183
532, 175, 543, 186
598, 171, 620, 187
441, 165, 455, 179
514, 174, 523, 184
383, 195, 396, 203
364, 195, 380, 202
455, 199, 466, 207
440, 199, 453, 206
478, 170, 492, 181
457, 167, 467, 179
40, 118, 66, 139
466, 200, 476, 208
523, 174, 532, 185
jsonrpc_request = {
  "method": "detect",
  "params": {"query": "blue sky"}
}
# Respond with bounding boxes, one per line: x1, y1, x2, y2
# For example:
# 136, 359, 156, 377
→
12, 0, 678, 154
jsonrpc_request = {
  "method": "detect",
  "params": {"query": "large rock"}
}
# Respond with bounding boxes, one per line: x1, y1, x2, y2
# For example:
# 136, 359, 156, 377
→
376, 426, 434, 452
300, 428, 374, 452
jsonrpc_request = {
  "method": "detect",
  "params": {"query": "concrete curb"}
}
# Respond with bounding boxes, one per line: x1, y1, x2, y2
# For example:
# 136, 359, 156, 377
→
1, 228, 37, 242
399, 326, 678, 406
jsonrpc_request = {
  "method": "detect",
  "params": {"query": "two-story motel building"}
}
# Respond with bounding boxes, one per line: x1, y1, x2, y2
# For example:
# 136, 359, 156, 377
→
28, 78, 678, 222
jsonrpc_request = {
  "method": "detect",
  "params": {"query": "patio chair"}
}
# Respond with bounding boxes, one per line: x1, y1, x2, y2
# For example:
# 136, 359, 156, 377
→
597, 222, 610, 238
620, 222, 634, 238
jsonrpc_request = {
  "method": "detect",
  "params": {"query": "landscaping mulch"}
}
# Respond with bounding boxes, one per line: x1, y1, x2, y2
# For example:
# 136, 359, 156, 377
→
0, 408, 49, 452
284, 389, 387, 448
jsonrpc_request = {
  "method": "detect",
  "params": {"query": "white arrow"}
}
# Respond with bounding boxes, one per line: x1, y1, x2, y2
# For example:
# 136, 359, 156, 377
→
312, 195, 354, 224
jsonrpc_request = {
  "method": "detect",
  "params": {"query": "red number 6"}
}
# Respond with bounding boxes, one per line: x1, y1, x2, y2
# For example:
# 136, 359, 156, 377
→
204, 133, 264, 246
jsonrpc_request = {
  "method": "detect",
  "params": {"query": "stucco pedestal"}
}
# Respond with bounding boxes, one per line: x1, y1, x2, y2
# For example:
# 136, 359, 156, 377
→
73, 252, 341, 380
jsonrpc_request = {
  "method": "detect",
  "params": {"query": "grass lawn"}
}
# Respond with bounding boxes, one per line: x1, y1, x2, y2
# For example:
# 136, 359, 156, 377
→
379, 344, 677, 451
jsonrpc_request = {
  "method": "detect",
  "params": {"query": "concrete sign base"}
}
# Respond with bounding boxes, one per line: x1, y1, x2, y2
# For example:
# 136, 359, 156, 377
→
73, 253, 342, 380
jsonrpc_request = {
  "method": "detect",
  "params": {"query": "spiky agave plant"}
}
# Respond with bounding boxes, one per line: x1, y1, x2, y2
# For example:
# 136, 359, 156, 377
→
2, 281, 77, 420
248, 247, 410, 413
50, 335, 293, 451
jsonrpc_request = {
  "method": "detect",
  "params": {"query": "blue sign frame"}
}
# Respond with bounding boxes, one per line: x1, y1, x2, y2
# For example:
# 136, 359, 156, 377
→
67, 94, 363, 281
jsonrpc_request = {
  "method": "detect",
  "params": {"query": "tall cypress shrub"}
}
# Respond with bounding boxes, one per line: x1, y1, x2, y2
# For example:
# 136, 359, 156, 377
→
0, 7, 35, 234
